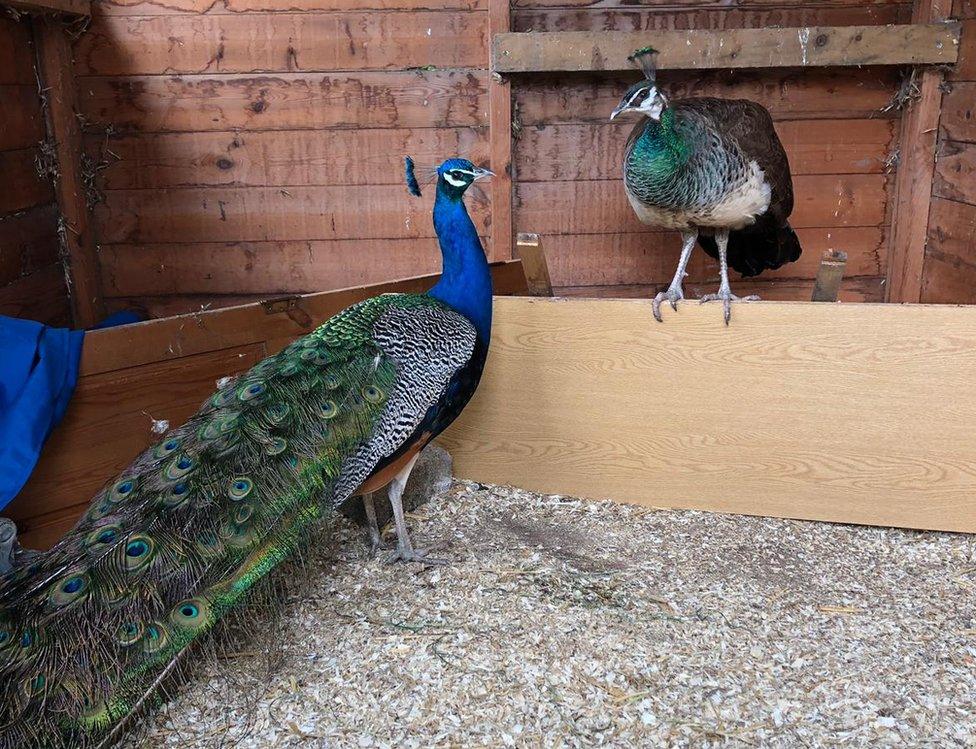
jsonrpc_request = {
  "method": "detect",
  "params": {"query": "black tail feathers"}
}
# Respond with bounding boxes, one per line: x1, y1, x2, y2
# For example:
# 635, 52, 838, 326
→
697, 218, 802, 278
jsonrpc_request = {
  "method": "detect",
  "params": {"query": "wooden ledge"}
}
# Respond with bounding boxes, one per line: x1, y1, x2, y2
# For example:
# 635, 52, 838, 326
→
492, 24, 961, 74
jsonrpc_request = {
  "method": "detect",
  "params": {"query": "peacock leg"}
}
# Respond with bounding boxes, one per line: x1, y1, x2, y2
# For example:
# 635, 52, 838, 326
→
386, 453, 446, 565
698, 228, 760, 325
652, 229, 697, 322
362, 492, 386, 553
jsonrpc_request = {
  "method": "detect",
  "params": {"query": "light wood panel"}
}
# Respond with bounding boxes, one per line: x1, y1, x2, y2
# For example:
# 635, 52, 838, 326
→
555, 277, 885, 303
440, 297, 976, 533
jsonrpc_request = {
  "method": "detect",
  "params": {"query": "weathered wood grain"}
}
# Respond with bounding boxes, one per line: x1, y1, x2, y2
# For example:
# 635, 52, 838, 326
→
514, 119, 894, 181
935, 140, 976, 205
0, 85, 45, 152
0, 264, 71, 325
0, 204, 61, 287
74, 13, 487, 75
515, 175, 887, 235
920, 197, 976, 304
538, 227, 885, 288
78, 71, 489, 133
0, 18, 37, 86
513, 0, 903, 8
89, 127, 488, 189
0, 148, 54, 216
92, 0, 486, 16
94, 184, 491, 244
440, 297, 976, 532
492, 24, 959, 73
487, 0, 513, 264
514, 67, 900, 125
941, 82, 976, 144
948, 19, 976, 80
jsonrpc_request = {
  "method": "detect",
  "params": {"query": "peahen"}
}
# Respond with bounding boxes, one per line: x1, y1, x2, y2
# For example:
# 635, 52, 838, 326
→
0, 157, 493, 748
610, 47, 802, 324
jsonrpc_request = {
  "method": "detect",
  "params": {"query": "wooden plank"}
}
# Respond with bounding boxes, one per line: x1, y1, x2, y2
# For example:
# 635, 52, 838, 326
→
77, 71, 489, 133
540, 227, 886, 288
515, 175, 887, 235
0, 17, 38, 86
514, 233, 552, 296
0, 148, 54, 215
81, 260, 528, 375
3, 0, 90, 15
0, 264, 70, 325
36, 18, 103, 328
920, 197, 976, 304
73, 13, 487, 76
886, 0, 946, 304
93, 0, 486, 16
440, 297, 976, 532
8, 344, 267, 541
0, 85, 45, 152
90, 127, 488, 190
492, 24, 960, 74
514, 67, 901, 125
0, 203, 61, 287
948, 19, 976, 80
487, 0, 513, 264
514, 119, 895, 181
513, 5, 912, 33
94, 184, 492, 244
513, 0, 903, 8
554, 276, 886, 304
940, 82, 976, 143
934, 140, 976, 205
811, 250, 848, 302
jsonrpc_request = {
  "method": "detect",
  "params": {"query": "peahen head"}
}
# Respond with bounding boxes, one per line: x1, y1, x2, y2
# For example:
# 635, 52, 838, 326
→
436, 158, 493, 200
610, 80, 668, 122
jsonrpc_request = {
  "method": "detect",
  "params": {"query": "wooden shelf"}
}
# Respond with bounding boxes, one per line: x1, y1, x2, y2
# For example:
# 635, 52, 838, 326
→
2, 0, 90, 16
492, 24, 960, 74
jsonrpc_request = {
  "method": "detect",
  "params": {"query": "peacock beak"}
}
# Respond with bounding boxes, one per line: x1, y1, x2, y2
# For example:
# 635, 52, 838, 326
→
473, 167, 494, 181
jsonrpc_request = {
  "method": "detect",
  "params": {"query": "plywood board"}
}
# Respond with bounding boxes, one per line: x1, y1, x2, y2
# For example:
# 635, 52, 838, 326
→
441, 297, 976, 533
492, 24, 960, 73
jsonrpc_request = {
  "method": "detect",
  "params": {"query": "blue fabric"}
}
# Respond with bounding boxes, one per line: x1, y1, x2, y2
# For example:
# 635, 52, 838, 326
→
0, 316, 85, 510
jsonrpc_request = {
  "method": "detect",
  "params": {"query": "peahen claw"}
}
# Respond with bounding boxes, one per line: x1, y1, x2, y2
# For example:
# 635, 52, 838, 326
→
651, 284, 685, 322
699, 289, 760, 325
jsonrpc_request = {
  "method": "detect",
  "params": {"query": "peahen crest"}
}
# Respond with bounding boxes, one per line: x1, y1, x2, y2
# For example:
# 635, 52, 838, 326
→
629, 46, 659, 82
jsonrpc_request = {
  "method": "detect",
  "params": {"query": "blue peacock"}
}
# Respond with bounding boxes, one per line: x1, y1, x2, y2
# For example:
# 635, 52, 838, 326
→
0, 157, 493, 747
611, 47, 802, 324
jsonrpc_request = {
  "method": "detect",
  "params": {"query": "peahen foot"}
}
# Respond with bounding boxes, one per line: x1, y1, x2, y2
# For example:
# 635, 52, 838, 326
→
651, 284, 685, 322
699, 288, 760, 325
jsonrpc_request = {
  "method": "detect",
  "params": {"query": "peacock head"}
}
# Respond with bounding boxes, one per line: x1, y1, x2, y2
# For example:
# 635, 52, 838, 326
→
610, 81, 668, 122
436, 158, 493, 198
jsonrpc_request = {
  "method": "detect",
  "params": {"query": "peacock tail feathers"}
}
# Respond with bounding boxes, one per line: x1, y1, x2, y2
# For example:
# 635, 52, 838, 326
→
0, 291, 473, 748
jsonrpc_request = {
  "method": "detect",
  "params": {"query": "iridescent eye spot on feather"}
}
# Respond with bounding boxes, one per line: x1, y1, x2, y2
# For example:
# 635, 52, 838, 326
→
170, 598, 212, 632
210, 387, 236, 409
109, 478, 136, 503
279, 361, 301, 377
220, 522, 257, 549
265, 436, 287, 456
233, 503, 254, 524
152, 437, 181, 459
315, 400, 338, 419
324, 372, 341, 390
199, 412, 240, 441
142, 623, 170, 654
124, 536, 155, 571
48, 572, 91, 609
238, 380, 267, 403
22, 674, 45, 697
85, 523, 120, 549
228, 477, 253, 501
362, 385, 384, 404
19, 630, 34, 649
266, 402, 290, 424
116, 621, 144, 647
163, 482, 191, 508
0, 630, 10, 647
85, 496, 115, 522
164, 453, 196, 480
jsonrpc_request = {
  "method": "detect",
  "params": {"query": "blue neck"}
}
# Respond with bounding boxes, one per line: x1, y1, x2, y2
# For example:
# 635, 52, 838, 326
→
427, 183, 492, 342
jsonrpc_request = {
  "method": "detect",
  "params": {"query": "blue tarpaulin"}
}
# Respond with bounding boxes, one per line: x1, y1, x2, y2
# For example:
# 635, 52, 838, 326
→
0, 316, 84, 511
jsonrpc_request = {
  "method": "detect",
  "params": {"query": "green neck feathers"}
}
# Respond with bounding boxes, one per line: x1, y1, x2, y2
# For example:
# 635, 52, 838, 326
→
632, 107, 690, 174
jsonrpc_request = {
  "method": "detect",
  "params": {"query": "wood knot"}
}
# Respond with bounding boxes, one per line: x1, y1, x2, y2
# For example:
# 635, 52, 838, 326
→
815, 34, 829, 47
250, 100, 267, 113
215, 157, 234, 170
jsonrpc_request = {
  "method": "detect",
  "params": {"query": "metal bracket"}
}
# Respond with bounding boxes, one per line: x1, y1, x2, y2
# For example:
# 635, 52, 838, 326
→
260, 295, 313, 328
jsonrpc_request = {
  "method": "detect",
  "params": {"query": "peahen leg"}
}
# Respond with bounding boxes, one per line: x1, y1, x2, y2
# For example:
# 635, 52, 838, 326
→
362, 492, 386, 553
386, 453, 446, 565
698, 228, 760, 325
652, 229, 697, 322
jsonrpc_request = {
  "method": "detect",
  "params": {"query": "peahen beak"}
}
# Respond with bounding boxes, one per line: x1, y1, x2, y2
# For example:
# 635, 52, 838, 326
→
609, 102, 627, 121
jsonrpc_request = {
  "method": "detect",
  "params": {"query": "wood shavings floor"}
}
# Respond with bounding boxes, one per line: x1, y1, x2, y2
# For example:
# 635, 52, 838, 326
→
134, 481, 976, 748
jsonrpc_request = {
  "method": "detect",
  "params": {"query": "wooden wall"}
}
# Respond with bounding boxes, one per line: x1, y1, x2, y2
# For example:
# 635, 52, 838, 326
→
922, 0, 976, 302
0, 15, 69, 325
74, 0, 492, 318
509, 1, 912, 302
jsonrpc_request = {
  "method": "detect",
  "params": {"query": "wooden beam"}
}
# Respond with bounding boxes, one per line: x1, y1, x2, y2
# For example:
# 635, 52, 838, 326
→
441, 297, 976, 534
3, 0, 90, 16
515, 233, 553, 297
487, 0, 513, 264
492, 24, 961, 74
34, 17, 103, 327
887, 2, 949, 303
811, 250, 848, 302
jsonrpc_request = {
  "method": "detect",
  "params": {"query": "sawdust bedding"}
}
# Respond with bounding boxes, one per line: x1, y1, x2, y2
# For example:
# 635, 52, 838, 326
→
132, 480, 976, 748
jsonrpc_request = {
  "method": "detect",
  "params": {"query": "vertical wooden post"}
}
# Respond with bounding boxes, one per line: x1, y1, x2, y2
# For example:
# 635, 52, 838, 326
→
811, 250, 848, 302
515, 233, 553, 296
886, 0, 949, 303
487, 0, 513, 264
34, 17, 103, 328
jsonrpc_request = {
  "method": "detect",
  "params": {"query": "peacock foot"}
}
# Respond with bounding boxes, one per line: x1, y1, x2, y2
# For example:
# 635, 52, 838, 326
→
386, 545, 448, 566
651, 285, 685, 322
699, 289, 761, 325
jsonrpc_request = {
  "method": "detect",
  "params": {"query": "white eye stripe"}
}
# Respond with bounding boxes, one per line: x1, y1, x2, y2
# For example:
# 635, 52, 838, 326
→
443, 172, 467, 187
